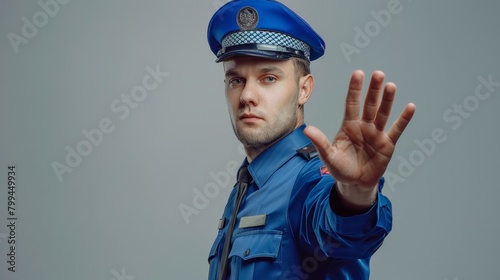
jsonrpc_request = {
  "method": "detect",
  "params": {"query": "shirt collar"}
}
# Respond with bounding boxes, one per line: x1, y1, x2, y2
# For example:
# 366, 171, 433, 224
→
245, 124, 312, 188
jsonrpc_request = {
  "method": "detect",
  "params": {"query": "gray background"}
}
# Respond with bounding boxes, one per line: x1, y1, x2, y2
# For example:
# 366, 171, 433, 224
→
0, 0, 499, 279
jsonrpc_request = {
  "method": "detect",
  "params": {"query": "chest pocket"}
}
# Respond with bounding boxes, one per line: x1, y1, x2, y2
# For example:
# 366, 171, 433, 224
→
227, 230, 283, 279
229, 230, 282, 260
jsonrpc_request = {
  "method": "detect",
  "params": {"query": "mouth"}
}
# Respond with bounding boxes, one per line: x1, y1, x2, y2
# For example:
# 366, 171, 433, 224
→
239, 113, 263, 123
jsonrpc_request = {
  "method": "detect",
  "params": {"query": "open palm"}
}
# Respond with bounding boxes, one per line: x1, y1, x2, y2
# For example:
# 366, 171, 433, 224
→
305, 70, 416, 191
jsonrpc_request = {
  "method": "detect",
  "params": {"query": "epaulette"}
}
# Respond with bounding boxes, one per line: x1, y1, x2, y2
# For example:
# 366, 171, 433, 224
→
296, 144, 318, 161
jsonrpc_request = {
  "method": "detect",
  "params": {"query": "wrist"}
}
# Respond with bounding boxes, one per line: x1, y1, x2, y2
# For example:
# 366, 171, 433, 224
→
330, 182, 378, 216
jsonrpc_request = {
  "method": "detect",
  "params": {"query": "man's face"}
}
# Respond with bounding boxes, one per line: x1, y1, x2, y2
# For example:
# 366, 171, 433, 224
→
223, 57, 311, 151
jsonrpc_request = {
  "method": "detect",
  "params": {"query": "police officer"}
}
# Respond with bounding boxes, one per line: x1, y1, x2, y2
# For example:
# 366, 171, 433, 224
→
206, 1, 415, 279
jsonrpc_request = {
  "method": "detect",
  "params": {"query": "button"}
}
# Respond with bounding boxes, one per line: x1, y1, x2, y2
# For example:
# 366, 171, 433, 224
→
244, 249, 250, 257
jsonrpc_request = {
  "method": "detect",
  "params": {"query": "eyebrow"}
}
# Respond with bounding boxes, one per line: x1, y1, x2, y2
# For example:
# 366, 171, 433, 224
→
225, 69, 239, 78
224, 65, 286, 78
259, 66, 285, 76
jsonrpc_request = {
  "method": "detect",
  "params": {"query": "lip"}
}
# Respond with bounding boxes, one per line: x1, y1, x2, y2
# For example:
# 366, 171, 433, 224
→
240, 113, 263, 122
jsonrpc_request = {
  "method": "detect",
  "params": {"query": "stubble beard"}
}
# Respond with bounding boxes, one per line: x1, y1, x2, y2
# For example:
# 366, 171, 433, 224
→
231, 101, 300, 151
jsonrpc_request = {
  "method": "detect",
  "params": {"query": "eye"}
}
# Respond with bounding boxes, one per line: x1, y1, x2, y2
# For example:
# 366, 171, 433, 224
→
262, 76, 277, 83
228, 77, 244, 86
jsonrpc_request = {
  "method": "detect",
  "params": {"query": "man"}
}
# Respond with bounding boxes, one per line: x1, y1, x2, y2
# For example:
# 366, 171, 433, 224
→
206, 0, 415, 279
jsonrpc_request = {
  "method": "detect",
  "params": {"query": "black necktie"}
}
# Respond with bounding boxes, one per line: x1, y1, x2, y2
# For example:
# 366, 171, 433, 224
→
219, 165, 252, 280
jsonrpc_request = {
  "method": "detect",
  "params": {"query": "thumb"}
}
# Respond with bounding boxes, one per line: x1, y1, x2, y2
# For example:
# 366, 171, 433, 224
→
303, 125, 332, 162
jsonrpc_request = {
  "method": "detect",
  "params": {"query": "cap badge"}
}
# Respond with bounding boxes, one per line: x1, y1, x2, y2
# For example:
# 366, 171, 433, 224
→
237, 6, 258, 30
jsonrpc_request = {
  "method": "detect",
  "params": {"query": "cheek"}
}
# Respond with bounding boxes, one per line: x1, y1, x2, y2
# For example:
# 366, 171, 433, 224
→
225, 94, 240, 114
275, 89, 300, 110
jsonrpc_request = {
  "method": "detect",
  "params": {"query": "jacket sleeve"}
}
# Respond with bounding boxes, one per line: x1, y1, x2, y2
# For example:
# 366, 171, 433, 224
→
289, 160, 392, 260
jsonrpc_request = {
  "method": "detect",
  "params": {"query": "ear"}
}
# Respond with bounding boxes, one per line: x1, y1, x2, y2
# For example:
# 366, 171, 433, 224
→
298, 74, 314, 106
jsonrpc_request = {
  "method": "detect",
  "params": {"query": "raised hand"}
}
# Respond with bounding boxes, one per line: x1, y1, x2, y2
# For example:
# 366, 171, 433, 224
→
304, 70, 416, 207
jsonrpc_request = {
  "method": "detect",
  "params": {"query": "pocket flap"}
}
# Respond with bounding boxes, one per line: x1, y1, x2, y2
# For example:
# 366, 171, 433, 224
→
229, 231, 282, 261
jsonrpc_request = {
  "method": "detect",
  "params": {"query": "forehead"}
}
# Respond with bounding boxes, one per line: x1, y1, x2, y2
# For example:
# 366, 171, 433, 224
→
223, 57, 294, 74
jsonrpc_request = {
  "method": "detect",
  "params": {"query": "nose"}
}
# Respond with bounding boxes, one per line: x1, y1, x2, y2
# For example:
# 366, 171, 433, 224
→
240, 79, 258, 107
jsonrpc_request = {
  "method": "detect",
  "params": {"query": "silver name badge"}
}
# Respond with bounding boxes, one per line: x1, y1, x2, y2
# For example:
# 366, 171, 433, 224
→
239, 214, 267, 228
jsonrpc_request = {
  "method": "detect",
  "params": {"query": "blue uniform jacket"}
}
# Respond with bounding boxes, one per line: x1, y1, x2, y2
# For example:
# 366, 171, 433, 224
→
208, 124, 392, 279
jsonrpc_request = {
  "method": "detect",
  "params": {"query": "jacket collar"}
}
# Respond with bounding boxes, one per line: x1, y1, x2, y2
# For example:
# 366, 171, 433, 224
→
244, 124, 311, 188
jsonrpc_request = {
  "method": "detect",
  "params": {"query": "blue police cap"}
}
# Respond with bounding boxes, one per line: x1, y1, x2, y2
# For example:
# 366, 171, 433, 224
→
207, 0, 325, 62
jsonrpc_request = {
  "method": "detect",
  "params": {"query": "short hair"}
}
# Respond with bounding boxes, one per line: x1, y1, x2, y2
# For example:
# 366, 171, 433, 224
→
293, 57, 311, 78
